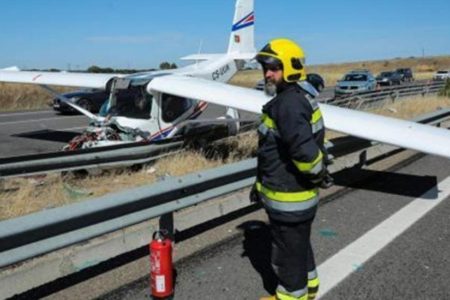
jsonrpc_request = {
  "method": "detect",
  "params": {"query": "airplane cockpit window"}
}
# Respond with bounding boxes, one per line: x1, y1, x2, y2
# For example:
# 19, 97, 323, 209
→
107, 86, 152, 119
161, 94, 193, 123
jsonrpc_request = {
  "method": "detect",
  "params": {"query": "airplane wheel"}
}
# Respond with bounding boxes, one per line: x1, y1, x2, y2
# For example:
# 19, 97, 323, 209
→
77, 98, 93, 112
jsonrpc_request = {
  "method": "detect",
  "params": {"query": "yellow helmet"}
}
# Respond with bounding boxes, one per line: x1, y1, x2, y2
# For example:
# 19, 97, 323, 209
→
255, 38, 306, 82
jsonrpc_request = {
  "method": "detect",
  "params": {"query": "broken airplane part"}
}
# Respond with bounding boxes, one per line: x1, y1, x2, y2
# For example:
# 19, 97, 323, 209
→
1, 0, 449, 159
0, 0, 256, 150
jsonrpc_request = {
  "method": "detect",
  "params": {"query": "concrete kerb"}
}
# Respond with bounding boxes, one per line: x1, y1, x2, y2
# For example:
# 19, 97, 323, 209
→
0, 139, 420, 299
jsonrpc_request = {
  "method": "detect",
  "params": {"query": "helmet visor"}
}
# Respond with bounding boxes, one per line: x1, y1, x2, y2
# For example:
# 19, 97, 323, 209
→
255, 54, 283, 71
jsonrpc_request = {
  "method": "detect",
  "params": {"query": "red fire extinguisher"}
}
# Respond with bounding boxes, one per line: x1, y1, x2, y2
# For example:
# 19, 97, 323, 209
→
150, 230, 173, 299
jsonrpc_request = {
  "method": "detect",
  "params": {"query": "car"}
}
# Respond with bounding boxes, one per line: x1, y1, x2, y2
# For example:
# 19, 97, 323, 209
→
376, 71, 402, 86
254, 73, 325, 93
335, 69, 377, 96
395, 68, 414, 82
432, 70, 450, 81
53, 89, 109, 113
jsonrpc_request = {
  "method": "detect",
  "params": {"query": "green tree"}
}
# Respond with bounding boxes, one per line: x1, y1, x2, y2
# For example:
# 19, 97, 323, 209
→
159, 62, 171, 70
87, 65, 102, 73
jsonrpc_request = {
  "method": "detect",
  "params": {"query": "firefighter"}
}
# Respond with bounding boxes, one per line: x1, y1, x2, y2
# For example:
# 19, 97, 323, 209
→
252, 38, 329, 300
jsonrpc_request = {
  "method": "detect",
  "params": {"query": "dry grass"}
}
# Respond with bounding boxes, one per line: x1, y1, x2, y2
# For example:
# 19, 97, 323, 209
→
370, 95, 450, 119
308, 55, 450, 86
0, 175, 69, 220
0, 83, 70, 112
0, 131, 258, 221
229, 69, 263, 88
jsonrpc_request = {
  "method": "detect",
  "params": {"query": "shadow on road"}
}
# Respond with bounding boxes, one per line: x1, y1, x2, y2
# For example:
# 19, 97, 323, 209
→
13, 129, 79, 143
332, 166, 438, 199
238, 220, 277, 295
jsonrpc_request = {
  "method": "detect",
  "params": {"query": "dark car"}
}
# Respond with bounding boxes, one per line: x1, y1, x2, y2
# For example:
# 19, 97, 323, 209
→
376, 71, 402, 86
53, 89, 109, 113
396, 68, 414, 82
306, 73, 325, 92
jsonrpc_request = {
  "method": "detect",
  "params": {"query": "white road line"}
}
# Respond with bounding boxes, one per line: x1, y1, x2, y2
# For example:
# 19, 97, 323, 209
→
0, 116, 84, 125
318, 176, 450, 298
0, 110, 53, 117
64, 126, 87, 131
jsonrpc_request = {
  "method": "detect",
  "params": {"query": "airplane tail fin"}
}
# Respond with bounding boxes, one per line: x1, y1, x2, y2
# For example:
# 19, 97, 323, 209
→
227, 0, 255, 57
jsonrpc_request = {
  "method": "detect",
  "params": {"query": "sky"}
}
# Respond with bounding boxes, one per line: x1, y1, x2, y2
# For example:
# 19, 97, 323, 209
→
1, 0, 449, 70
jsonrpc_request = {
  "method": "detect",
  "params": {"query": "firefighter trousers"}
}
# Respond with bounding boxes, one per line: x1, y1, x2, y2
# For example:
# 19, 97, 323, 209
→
270, 215, 317, 296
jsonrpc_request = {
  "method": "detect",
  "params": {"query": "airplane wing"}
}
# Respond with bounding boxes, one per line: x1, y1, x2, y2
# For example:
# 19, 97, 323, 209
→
181, 52, 256, 61
181, 54, 225, 61
148, 75, 450, 159
0, 70, 123, 89
1, 66, 20, 71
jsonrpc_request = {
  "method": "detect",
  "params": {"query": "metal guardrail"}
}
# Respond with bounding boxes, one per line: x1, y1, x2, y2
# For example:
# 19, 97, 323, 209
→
0, 160, 256, 267
328, 80, 445, 110
0, 108, 449, 269
0, 140, 183, 178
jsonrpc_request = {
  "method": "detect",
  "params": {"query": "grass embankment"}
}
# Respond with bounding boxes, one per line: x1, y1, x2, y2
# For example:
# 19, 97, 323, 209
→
0, 131, 258, 221
230, 55, 450, 88
1, 94, 450, 220
0, 83, 68, 112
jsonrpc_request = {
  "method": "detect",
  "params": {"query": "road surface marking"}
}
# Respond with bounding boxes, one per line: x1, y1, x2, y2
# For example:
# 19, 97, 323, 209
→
0, 110, 55, 117
318, 176, 450, 298
0, 116, 84, 125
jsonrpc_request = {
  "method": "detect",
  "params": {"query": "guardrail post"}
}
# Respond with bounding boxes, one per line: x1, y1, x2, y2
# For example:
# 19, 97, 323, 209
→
358, 150, 367, 167
422, 85, 430, 97
390, 91, 399, 103
159, 213, 174, 240
355, 97, 364, 110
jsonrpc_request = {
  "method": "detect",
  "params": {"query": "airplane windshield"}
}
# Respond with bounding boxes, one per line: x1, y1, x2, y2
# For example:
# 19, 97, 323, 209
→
103, 86, 152, 119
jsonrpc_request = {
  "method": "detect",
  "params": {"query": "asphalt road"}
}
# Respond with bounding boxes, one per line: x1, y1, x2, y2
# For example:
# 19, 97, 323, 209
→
100, 154, 450, 300
0, 110, 88, 158
0, 103, 259, 159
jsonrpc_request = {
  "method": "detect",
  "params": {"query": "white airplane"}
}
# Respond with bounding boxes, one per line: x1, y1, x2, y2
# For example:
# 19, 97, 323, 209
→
1, 0, 450, 159
0, 0, 256, 149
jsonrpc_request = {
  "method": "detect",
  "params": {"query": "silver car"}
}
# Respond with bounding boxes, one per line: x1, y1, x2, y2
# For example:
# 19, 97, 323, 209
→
433, 70, 450, 81
335, 70, 377, 96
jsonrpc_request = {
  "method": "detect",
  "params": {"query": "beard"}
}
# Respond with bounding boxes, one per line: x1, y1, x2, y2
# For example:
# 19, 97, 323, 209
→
264, 79, 278, 97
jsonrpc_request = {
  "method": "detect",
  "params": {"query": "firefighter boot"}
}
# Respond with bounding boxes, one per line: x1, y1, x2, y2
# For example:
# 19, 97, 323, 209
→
308, 277, 320, 300
259, 296, 277, 300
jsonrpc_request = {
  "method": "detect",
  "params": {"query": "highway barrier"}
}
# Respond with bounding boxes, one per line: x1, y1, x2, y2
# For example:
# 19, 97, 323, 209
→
328, 80, 445, 110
